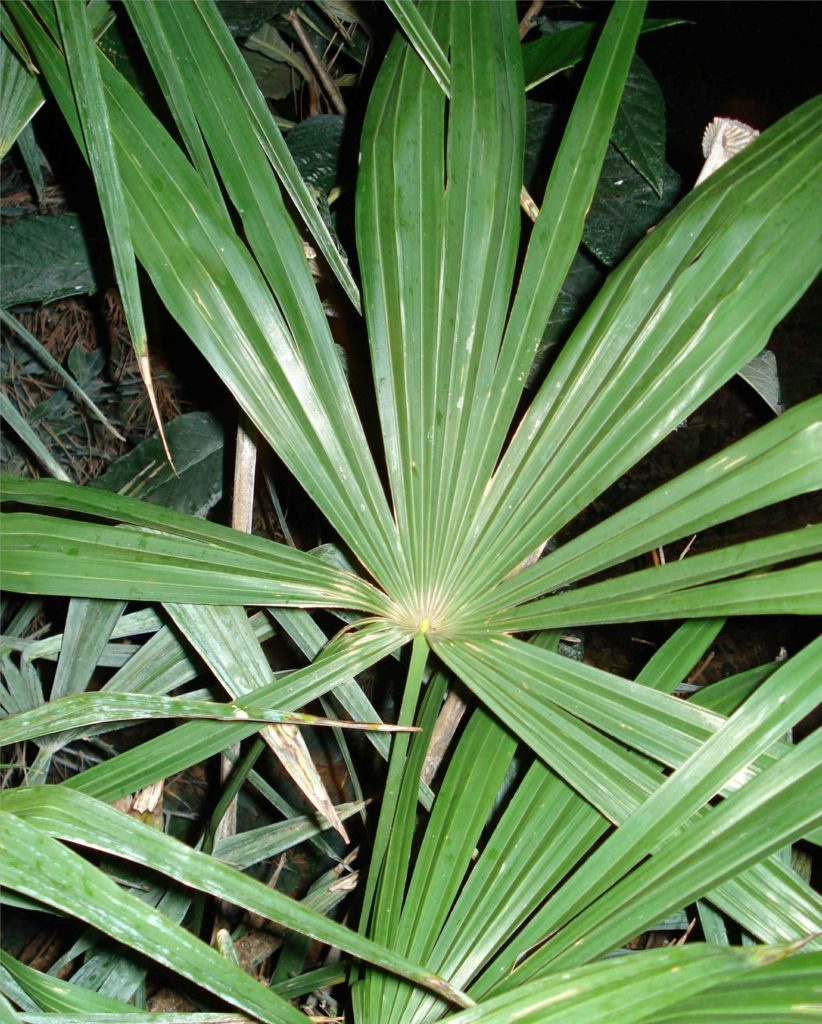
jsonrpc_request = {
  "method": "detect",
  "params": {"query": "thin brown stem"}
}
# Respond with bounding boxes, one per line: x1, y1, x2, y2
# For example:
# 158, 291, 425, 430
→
422, 689, 468, 786
519, 0, 545, 40
287, 9, 347, 116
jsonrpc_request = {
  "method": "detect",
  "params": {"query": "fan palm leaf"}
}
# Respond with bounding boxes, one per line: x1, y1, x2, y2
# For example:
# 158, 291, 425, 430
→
1, 0, 820, 1018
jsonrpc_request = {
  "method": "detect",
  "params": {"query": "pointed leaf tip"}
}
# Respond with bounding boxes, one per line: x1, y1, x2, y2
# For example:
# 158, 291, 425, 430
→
138, 351, 176, 473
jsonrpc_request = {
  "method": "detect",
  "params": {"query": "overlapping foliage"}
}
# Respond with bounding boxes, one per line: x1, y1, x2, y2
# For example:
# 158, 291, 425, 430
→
1, 1, 820, 1021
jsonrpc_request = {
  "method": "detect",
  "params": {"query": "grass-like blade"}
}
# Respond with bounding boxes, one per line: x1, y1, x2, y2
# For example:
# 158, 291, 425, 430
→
0, 810, 307, 1023
2, 787, 472, 1009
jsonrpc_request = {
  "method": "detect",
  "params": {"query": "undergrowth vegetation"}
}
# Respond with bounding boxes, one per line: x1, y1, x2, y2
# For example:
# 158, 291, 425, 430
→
0, 1, 820, 1021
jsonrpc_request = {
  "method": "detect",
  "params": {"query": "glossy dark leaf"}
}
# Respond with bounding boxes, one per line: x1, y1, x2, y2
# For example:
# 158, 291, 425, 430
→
285, 113, 344, 194
584, 141, 681, 266
0, 212, 98, 306
611, 55, 666, 195
92, 411, 225, 517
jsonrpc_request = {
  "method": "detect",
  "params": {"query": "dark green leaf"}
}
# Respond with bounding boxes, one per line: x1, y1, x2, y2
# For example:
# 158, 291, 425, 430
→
93, 411, 225, 517
611, 56, 666, 196
216, 1, 297, 39
522, 98, 558, 191
0, 213, 98, 306
241, 47, 295, 99
522, 17, 685, 91
285, 114, 344, 194
584, 142, 681, 266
